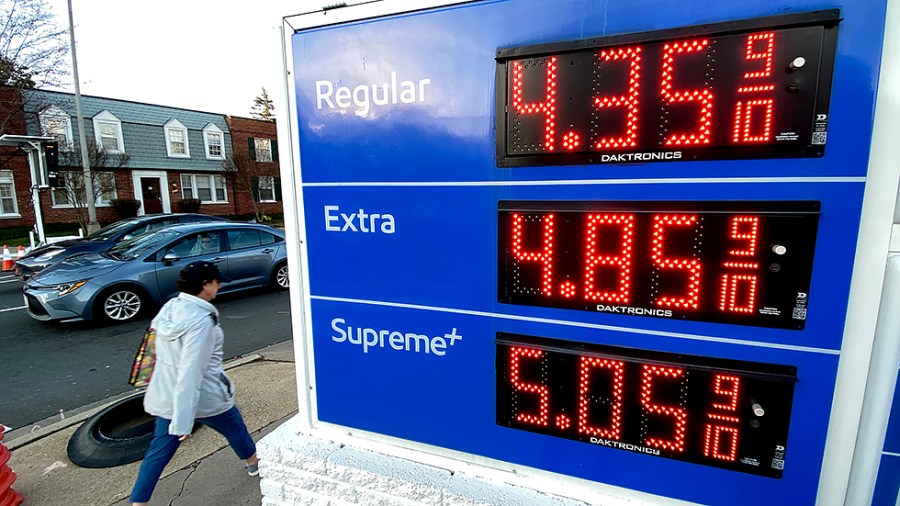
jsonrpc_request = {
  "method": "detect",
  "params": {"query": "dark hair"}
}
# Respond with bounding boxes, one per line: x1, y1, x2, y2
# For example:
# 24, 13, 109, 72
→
176, 261, 224, 295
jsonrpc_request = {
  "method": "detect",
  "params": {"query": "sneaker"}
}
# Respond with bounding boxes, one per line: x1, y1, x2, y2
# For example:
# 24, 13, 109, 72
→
246, 463, 260, 477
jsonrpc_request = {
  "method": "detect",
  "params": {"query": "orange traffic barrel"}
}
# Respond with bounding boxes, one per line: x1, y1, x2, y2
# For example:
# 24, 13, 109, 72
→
0, 427, 22, 506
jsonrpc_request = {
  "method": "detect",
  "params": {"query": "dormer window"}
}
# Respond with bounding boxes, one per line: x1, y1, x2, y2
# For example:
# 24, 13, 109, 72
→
164, 119, 190, 158
39, 106, 73, 151
92, 110, 124, 153
202, 123, 225, 159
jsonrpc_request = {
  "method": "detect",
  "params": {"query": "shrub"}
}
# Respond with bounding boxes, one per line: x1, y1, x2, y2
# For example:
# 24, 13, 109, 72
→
110, 198, 141, 218
176, 198, 202, 213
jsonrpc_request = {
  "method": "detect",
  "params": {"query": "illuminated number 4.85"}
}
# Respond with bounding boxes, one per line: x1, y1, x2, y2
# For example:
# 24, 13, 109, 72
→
511, 212, 761, 313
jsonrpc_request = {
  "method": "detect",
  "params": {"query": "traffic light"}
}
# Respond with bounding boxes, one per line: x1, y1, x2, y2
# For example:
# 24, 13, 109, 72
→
42, 141, 59, 188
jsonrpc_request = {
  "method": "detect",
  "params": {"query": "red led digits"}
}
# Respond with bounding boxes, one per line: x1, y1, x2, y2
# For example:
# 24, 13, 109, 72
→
641, 365, 688, 452
719, 216, 760, 313
733, 32, 777, 144
509, 347, 550, 426
594, 46, 642, 149
711, 375, 740, 412
704, 425, 740, 461
578, 357, 625, 440
651, 214, 702, 309
743, 32, 776, 79
512, 57, 558, 151
511, 213, 555, 296
562, 131, 581, 151
660, 39, 714, 146
703, 374, 742, 461
719, 274, 758, 313
729, 216, 760, 256
583, 213, 634, 304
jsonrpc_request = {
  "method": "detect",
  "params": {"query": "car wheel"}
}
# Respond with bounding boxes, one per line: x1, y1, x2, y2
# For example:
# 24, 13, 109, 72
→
67, 393, 154, 468
96, 286, 146, 323
272, 262, 289, 290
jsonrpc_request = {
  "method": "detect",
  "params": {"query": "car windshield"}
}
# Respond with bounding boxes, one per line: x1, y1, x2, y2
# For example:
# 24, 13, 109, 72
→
105, 230, 182, 261
87, 219, 141, 241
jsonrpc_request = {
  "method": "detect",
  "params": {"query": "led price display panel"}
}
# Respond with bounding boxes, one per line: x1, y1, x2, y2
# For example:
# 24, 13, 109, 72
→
496, 333, 797, 478
498, 201, 820, 329
495, 11, 839, 167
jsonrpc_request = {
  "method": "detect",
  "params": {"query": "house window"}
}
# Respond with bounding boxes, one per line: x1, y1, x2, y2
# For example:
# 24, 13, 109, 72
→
164, 119, 190, 157
51, 171, 117, 207
92, 111, 124, 153
203, 123, 225, 159
0, 171, 18, 216
254, 138, 272, 162
257, 176, 275, 202
39, 106, 73, 151
180, 174, 227, 203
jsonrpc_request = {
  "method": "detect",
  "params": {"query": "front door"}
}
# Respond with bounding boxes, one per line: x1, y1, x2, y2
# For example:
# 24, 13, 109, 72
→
140, 177, 163, 214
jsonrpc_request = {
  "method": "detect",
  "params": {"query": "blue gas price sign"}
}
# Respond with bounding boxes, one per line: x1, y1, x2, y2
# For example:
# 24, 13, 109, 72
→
289, 0, 884, 504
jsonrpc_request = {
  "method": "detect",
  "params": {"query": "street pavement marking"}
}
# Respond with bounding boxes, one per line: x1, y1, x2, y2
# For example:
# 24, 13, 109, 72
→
0, 279, 22, 284
0, 305, 26, 313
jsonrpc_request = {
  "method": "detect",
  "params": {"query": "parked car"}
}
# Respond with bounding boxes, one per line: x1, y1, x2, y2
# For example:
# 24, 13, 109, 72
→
13, 213, 228, 280
23, 222, 288, 324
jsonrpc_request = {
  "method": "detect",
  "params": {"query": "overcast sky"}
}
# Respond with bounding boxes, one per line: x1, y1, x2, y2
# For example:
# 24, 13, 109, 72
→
46, 0, 314, 118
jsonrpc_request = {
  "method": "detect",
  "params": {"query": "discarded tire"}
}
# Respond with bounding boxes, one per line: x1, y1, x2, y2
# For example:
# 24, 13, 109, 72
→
67, 392, 155, 468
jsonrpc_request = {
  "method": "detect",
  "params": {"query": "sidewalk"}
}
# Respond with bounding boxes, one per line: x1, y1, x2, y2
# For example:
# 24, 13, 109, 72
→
6, 340, 297, 506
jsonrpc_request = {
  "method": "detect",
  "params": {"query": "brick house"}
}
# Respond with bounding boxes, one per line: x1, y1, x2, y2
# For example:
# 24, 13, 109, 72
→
225, 115, 282, 219
0, 87, 36, 229
20, 89, 241, 226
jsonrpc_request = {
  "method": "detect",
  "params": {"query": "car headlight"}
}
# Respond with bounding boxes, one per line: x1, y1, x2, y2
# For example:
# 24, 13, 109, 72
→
35, 249, 66, 262
56, 280, 88, 296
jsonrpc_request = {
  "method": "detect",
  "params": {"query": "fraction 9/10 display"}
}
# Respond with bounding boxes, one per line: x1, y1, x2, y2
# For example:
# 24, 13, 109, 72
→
495, 11, 839, 167
496, 333, 797, 478
498, 201, 820, 329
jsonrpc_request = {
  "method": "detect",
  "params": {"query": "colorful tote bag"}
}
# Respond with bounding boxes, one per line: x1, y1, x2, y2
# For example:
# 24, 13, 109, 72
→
128, 327, 157, 387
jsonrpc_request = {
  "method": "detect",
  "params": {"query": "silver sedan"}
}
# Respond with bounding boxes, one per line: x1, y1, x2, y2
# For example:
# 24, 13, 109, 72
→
23, 222, 289, 324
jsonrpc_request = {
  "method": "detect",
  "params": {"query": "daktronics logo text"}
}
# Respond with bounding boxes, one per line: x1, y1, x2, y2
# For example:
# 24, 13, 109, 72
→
600, 151, 682, 163
589, 437, 661, 456
596, 305, 674, 317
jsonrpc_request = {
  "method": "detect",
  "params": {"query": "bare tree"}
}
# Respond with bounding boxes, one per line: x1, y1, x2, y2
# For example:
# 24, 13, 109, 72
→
222, 151, 279, 222
56, 141, 130, 230
0, 0, 70, 133
250, 87, 275, 122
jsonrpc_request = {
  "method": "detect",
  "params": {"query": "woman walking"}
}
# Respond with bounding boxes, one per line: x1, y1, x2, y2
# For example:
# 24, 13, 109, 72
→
130, 261, 259, 505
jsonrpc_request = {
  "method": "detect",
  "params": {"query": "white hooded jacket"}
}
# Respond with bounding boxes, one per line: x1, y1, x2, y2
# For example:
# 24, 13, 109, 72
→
143, 292, 235, 435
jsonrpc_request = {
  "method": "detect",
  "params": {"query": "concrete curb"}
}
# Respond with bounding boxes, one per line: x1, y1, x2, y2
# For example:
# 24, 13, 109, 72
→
5, 353, 264, 451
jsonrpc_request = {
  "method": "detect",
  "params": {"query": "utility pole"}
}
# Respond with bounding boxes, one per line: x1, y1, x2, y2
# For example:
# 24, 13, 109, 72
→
68, 0, 99, 233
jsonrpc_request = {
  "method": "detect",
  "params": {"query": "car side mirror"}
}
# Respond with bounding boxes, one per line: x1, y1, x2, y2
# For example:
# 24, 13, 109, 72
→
162, 252, 180, 264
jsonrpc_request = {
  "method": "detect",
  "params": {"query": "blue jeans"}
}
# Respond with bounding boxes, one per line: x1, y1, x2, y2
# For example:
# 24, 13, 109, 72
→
130, 406, 256, 503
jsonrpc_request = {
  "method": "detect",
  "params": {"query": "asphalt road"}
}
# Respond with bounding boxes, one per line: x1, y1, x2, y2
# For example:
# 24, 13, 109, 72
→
0, 270, 293, 430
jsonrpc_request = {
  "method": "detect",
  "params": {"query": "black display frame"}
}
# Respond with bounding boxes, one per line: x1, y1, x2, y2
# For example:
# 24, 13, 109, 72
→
494, 10, 841, 168
495, 332, 798, 478
497, 200, 821, 329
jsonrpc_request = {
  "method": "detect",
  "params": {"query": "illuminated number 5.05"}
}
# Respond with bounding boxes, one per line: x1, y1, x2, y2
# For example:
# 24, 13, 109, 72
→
641, 365, 688, 453
578, 357, 625, 440
509, 347, 550, 427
